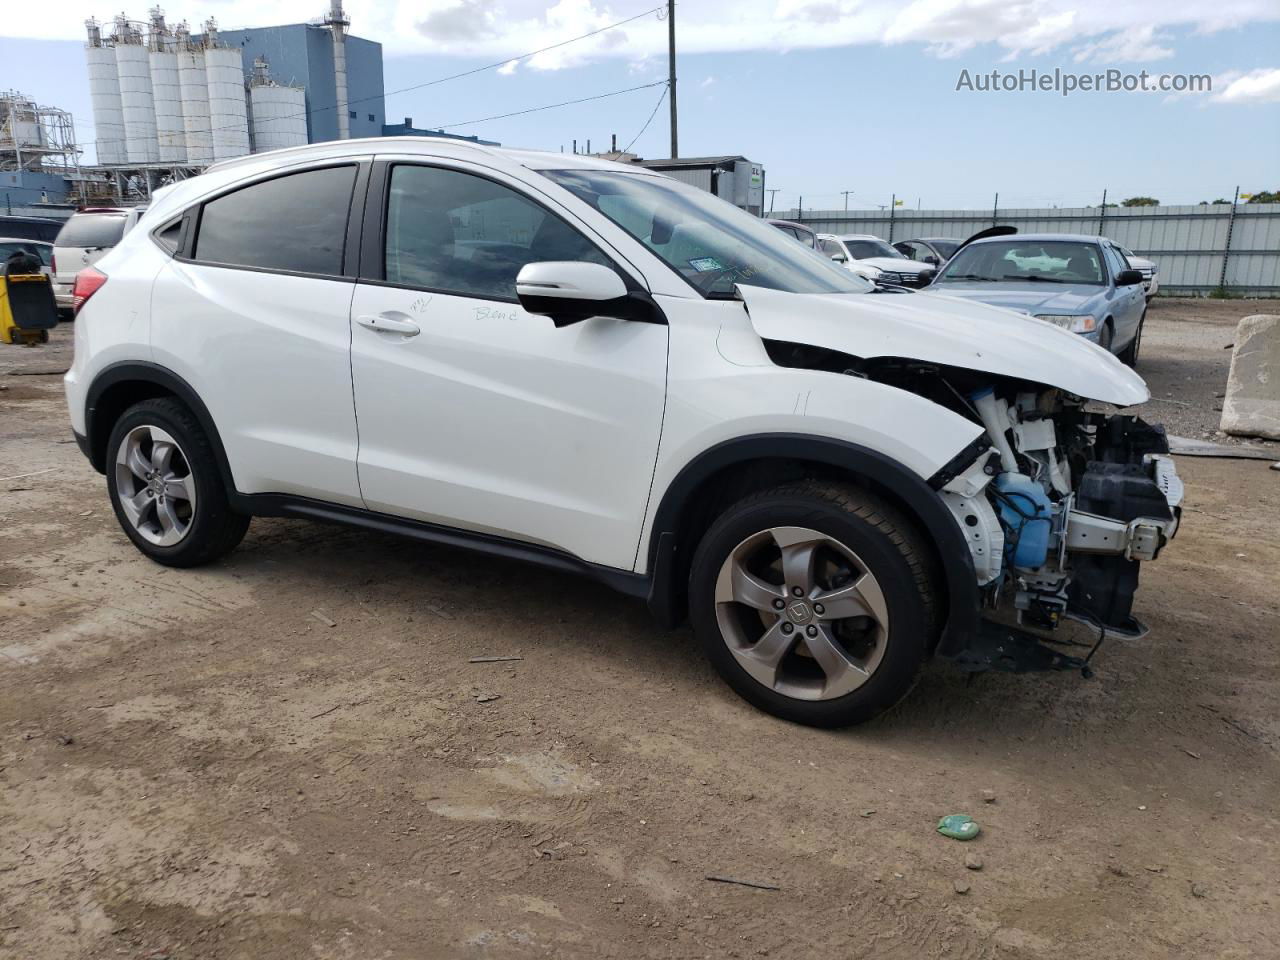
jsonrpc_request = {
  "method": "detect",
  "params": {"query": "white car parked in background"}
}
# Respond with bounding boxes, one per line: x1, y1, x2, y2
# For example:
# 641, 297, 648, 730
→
817, 233, 936, 287
51, 208, 130, 314
1115, 244, 1159, 300
65, 139, 1181, 727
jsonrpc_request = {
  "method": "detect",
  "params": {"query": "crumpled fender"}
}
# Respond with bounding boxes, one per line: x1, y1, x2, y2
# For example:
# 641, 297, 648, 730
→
736, 284, 1150, 407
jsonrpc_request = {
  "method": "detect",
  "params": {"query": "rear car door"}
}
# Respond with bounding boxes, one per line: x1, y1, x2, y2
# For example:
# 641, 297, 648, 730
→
348, 158, 669, 571
150, 161, 367, 506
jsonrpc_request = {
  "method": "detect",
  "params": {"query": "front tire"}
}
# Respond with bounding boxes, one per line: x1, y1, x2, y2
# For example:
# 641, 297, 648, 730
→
105, 398, 249, 567
689, 480, 938, 727
1118, 313, 1144, 367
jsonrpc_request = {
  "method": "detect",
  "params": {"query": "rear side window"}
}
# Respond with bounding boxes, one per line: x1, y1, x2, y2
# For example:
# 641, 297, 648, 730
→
193, 165, 357, 276
56, 214, 126, 249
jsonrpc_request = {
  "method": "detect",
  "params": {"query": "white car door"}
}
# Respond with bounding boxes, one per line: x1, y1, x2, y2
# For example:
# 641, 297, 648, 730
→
348, 159, 669, 571
150, 162, 366, 505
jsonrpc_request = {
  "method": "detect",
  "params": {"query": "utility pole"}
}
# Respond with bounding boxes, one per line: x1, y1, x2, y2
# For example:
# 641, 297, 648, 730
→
1098, 188, 1107, 235
888, 193, 896, 242
841, 190, 853, 213
667, 0, 678, 158
767, 188, 780, 215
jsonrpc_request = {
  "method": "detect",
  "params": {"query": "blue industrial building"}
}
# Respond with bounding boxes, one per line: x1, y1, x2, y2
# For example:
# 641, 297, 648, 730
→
204, 23, 385, 144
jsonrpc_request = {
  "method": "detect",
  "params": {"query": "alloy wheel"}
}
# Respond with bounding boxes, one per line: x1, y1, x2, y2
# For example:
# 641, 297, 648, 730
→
113, 424, 197, 547
713, 526, 890, 701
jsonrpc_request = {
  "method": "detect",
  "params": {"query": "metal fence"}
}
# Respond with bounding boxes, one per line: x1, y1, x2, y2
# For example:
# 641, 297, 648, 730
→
773, 203, 1280, 296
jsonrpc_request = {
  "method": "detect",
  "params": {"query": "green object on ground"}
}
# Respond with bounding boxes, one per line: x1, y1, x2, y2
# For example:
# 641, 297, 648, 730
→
937, 814, 980, 840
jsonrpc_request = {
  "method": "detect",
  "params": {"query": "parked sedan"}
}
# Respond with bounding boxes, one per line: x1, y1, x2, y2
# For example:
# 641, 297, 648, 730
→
817, 234, 935, 287
1114, 244, 1159, 301
923, 234, 1147, 364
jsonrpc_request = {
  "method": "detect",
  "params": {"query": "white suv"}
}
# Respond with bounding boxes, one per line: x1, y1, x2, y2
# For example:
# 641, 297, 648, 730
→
65, 139, 1182, 726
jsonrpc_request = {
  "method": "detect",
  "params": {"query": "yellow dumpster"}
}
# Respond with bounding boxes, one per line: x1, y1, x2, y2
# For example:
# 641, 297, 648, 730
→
0, 252, 59, 346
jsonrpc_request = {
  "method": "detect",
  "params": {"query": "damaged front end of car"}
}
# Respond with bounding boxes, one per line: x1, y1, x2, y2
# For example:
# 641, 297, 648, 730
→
932, 382, 1182, 670
736, 284, 1183, 674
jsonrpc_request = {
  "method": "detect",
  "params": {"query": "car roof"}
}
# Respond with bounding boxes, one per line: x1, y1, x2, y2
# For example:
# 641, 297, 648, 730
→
967, 232, 1104, 245
0, 237, 51, 245
829, 234, 887, 242
204, 137, 656, 177
145, 138, 669, 227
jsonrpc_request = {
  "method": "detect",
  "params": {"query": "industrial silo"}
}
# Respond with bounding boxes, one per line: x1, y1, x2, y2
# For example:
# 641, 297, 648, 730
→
84, 19, 126, 165
175, 25, 212, 164
248, 57, 308, 153
202, 21, 250, 161
113, 17, 159, 163
147, 10, 186, 163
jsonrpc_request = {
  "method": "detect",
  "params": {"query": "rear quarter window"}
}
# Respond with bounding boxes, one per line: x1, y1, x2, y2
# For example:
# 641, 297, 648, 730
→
56, 214, 127, 249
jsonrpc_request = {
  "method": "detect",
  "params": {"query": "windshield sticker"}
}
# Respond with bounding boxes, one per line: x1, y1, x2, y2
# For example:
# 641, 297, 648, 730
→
689, 256, 723, 272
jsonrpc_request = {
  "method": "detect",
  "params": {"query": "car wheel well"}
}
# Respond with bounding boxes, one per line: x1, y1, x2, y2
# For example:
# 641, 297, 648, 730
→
89, 380, 177, 470
656, 455, 947, 643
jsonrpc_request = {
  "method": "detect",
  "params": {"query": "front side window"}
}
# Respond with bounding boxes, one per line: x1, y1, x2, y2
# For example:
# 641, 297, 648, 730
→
384, 165, 611, 300
193, 165, 356, 276
819, 238, 845, 259
935, 240, 1106, 285
1103, 244, 1128, 278
546, 169, 870, 298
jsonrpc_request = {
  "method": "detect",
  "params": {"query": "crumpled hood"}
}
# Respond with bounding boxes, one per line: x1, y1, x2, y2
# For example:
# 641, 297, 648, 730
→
736, 284, 1149, 407
922, 282, 1099, 315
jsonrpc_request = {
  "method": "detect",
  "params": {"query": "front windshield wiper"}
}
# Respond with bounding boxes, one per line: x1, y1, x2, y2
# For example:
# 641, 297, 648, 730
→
941, 274, 997, 282
1019, 275, 1068, 283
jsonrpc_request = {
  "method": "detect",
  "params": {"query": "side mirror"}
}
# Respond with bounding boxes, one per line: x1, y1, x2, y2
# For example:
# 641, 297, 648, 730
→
924, 255, 940, 266
830, 253, 847, 263
1115, 269, 1143, 287
516, 261, 657, 327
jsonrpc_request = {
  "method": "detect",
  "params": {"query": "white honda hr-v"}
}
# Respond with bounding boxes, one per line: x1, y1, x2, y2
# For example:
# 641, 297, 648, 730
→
64, 139, 1182, 726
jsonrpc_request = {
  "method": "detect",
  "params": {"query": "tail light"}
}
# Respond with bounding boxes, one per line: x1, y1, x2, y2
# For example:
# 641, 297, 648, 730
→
72, 266, 108, 316
51, 251, 57, 275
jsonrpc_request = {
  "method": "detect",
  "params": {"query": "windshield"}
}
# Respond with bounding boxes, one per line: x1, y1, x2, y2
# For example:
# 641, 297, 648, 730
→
839, 238, 903, 261
935, 240, 1106, 286
544, 170, 871, 298
929, 239, 959, 259
56, 214, 126, 249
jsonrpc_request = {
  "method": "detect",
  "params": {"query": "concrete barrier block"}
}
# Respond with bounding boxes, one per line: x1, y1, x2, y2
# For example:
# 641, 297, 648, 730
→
1221, 314, 1280, 441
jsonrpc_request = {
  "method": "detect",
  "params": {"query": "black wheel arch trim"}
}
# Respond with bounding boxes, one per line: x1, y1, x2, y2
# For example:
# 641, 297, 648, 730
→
82, 361, 236, 495
643, 433, 980, 656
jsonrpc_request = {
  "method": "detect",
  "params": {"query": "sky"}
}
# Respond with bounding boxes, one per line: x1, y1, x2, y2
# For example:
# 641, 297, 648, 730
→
2, 0, 1278, 211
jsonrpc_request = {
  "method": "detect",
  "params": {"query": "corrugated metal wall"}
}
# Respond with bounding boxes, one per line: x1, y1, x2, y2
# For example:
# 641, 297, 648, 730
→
776, 204, 1280, 296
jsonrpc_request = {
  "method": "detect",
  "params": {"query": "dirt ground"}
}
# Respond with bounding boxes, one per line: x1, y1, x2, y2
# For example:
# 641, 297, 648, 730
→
2, 299, 1278, 960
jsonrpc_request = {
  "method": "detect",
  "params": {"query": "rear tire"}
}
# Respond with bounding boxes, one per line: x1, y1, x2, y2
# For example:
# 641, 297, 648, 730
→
689, 480, 937, 727
105, 398, 249, 567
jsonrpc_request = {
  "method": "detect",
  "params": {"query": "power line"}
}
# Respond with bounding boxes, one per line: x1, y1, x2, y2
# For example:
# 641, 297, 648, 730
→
623, 83, 668, 153
84, 4, 665, 148
430, 80, 667, 131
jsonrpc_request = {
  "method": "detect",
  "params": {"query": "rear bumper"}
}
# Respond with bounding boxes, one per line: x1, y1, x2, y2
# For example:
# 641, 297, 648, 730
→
53, 282, 74, 310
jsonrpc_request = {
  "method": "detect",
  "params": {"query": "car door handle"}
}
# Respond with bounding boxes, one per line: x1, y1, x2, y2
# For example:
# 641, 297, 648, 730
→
356, 313, 420, 337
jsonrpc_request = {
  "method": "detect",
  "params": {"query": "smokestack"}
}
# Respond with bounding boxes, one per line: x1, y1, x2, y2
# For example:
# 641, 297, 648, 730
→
326, 0, 350, 140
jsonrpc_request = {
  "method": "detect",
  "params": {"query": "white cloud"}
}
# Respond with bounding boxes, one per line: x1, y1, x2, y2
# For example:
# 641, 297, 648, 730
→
1213, 67, 1280, 103
1072, 24, 1174, 63
6, 0, 1280, 73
